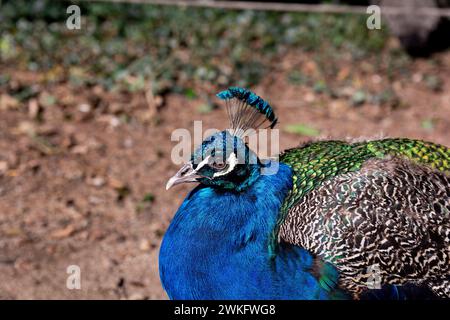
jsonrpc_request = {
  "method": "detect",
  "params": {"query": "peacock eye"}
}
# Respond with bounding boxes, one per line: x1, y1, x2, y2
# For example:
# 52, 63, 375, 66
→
210, 161, 227, 170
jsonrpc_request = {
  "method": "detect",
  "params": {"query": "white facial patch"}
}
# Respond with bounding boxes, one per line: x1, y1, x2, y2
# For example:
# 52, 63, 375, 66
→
212, 152, 238, 178
195, 155, 212, 171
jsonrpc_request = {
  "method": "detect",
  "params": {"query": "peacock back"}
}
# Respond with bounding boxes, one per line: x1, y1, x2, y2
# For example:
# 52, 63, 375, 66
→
276, 138, 450, 298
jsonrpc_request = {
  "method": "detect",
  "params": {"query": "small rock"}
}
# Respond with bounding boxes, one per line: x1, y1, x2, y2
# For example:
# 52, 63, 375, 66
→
50, 225, 75, 239
89, 176, 105, 187
371, 74, 382, 84
28, 99, 40, 119
123, 138, 134, 148
64, 169, 84, 181
108, 177, 125, 190
15, 121, 36, 135
3, 226, 23, 237
154, 95, 164, 108
37, 124, 58, 136
71, 145, 89, 154
108, 102, 124, 114
78, 103, 91, 113
0, 161, 8, 174
0, 94, 19, 110
128, 293, 145, 300
304, 92, 315, 103
412, 73, 423, 83
88, 196, 103, 205
109, 116, 120, 128
139, 239, 151, 251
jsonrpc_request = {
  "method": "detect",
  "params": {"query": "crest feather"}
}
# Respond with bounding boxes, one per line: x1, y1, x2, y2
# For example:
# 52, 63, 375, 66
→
216, 87, 277, 136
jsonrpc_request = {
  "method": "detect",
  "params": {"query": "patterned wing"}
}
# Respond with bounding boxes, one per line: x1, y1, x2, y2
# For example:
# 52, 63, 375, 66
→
276, 139, 450, 298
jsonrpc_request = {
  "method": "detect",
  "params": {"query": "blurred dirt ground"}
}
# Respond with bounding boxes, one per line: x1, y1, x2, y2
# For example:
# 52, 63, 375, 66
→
0, 47, 449, 299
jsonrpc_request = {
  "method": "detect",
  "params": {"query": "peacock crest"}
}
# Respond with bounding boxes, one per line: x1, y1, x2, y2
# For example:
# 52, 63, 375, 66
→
216, 87, 278, 138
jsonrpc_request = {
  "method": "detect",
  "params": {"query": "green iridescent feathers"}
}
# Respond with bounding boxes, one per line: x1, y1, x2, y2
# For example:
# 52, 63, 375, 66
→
217, 87, 278, 135
365, 139, 449, 172
281, 138, 449, 209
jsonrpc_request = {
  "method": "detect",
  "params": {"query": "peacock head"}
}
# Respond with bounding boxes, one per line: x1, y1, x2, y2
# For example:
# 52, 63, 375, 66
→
166, 87, 277, 192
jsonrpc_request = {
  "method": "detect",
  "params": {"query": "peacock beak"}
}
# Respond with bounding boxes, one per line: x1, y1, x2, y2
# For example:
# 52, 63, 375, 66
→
166, 162, 202, 190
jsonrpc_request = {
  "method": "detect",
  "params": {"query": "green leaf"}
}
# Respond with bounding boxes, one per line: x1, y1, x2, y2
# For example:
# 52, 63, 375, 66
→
287, 71, 309, 85
142, 193, 155, 203
184, 88, 197, 99
313, 80, 327, 94
424, 75, 443, 92
351, 90, 366, 106
284, 124, 321, 137
421, 119, 434, 131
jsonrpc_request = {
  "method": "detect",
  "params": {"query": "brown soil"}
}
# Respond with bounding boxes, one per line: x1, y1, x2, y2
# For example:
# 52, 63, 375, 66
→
0, 51, 449, 299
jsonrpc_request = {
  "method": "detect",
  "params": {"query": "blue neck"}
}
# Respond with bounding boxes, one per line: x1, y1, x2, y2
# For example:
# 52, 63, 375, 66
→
159, 163, 344, 299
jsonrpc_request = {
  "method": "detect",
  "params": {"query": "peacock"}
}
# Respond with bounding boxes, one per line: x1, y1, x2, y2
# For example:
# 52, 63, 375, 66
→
159, 87, 450, 300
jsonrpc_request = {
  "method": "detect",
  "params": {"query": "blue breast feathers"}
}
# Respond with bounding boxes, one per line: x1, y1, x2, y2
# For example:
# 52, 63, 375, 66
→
159, 162, 344, 299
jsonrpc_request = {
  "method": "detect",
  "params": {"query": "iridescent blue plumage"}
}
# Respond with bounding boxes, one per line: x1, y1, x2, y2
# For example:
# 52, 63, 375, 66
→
160, 161, 347, 299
